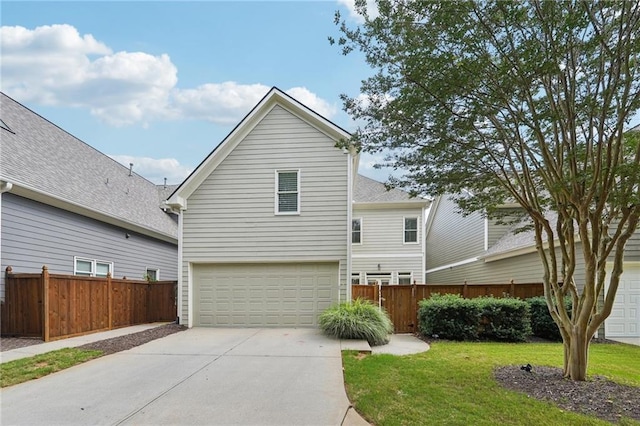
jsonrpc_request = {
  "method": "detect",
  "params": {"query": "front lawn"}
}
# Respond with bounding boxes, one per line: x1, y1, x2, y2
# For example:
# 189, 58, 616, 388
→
343, 341, 640, 425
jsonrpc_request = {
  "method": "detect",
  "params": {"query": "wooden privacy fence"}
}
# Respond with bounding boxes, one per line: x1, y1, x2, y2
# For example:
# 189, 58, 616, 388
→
1, 266, 177, 341
352, 282, 544, 333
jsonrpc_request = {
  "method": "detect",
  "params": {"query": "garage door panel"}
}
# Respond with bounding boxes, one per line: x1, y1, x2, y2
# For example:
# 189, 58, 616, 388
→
194, 262, 338, 327
605, 264, 640, 338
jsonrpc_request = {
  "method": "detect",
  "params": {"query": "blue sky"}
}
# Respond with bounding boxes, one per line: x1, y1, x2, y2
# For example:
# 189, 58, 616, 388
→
1, 0, 386, 184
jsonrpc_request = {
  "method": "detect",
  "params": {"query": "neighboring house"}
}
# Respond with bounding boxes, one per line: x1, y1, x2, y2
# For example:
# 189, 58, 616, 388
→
0, 92, 179, 300
168, 87, 356, 328
425, 195, 640, 339
352, 174, 429, 286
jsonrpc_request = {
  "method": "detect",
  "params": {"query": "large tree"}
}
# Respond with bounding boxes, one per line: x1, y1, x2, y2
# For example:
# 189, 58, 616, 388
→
333, 0, 640, 380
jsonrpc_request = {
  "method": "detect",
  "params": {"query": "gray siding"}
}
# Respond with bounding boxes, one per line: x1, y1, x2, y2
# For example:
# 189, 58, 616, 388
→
352, 206, 424, 283
181, 105, 349, 323
1, 193, 178, 298
426, 196, 485, 269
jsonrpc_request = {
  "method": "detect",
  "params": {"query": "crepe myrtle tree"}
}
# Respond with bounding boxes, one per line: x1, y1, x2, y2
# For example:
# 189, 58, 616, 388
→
331, 0, 640, 380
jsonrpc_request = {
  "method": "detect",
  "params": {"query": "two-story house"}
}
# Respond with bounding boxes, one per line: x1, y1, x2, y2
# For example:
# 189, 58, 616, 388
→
352, 175, 428, 286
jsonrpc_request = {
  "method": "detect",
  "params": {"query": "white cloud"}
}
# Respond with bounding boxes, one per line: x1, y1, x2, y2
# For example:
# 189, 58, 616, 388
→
0, 24, 336, 128
285, 87, 337, 118
171, 82, 271, 125
109, 155, 192, 184
337, 0, 379, 23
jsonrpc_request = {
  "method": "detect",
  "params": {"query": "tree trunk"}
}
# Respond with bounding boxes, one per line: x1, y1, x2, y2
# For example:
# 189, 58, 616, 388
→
563, 327, 589, 381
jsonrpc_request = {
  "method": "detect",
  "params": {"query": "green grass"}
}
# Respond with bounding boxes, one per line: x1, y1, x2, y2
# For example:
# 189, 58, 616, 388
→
1, 348, 103, 388
343, 341, 640, 426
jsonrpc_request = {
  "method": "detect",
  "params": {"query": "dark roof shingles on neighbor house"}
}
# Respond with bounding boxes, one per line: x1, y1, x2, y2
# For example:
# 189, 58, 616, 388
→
0, 92, 177, 240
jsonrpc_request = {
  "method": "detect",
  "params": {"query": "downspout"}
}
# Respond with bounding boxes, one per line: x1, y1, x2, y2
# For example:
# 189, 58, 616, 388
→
0, 181, 13, 301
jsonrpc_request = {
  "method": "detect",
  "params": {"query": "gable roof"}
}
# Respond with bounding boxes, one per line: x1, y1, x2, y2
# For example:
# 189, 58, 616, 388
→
167, 87, 354, 209
0, 92, 177, 242
354, 174, 429, 208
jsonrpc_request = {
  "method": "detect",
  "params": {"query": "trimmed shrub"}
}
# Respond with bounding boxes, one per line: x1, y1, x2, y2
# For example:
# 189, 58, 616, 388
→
319, 298, 393, 346
527, 296, 572, 341
418, 294, 481, 341
475, 297, 531, 342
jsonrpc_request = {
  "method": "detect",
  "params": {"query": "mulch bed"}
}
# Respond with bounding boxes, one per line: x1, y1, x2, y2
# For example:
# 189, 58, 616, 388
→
494, 365, 640, 423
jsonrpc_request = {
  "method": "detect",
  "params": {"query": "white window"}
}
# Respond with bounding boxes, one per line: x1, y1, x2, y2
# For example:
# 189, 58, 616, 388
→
352, 218, 362, 244
398, 272, 413, 285
74, 257, 113, 278
404, 217, 418, 244
351, 273, 361, 285
276, 170, 300, 214
366, 273, 391, 286
145, 268, 159, 281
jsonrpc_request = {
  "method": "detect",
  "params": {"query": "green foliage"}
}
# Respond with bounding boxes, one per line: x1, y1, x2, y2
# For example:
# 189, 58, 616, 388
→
319, 298, 393, 346
475, 297, 531, 342
418, 294, 532, 342
334, 0, 640, 380
418, 294, 481, 341
527, 296, 572, 341
1, 348, 102, 388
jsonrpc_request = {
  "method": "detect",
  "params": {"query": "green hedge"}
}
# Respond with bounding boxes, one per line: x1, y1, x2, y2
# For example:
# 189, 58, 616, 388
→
526, 296, 572, 341
418, 294, 532, 342
319, 298, 393, 346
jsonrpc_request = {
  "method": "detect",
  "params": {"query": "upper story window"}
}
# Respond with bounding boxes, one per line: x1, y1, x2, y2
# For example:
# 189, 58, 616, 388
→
276, 170, 300, 214
74, 257, 113, 278
398, 272, 413, 285
404, 217, 418, 244
352, 218, 362, 244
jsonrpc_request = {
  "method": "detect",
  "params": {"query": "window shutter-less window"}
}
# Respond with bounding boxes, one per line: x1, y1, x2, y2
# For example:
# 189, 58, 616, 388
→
278, 171, 298, 213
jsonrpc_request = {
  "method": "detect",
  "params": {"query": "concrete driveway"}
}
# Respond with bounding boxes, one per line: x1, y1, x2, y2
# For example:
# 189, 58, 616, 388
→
0, 328, 356, 425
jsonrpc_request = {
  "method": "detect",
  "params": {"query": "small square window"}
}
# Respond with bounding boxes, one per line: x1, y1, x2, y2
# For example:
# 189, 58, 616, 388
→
75, 260, 92, 276
352, 218, 362, 244
404, 217, 418, 243
145, 268, 159, 281
351, 273, 361, 285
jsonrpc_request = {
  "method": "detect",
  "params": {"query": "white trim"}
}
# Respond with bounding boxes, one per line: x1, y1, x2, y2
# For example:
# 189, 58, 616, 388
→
352, 253, 423, 259
403, 216, 419, 244
484, 217, 489, 251
275, 169, 300, 215
187, 261, 193, 328
398, 271, 413, 285
73, 256, 114, 278
177, 209, 184, 325
7, 182, 177, 243
426, 257, 480, 274
145, 267, 159, 281
421, 205, 427, 283
346, 152, 353, 302
352, 217, 363, 245
483, 245, 539, 262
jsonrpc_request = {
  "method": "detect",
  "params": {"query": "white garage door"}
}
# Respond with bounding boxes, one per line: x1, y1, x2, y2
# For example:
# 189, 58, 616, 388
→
193, 262, 338, 327
605, 263, 640, 338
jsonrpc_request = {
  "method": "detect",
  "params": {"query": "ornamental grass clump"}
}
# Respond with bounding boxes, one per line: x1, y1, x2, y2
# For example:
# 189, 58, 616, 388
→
319, 298, 393, 346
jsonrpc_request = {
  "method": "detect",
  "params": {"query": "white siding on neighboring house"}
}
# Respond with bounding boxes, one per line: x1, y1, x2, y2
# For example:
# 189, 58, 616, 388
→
178, 103, 349, 325
426, 196, 485, 270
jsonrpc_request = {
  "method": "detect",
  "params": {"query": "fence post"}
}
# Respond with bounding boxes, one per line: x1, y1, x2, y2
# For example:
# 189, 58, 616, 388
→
42, 265, 50, 342
463, 280, 468, 298
107, 272, 113, 330
510, 279, 515, 298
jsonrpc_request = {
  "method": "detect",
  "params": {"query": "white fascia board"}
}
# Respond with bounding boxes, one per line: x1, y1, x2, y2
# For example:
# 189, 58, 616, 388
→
8, 183, 177, 244
426, 257, 480, 274
353, 200, 429, 210
353, 253, 423, 259
482, 245, 539, 262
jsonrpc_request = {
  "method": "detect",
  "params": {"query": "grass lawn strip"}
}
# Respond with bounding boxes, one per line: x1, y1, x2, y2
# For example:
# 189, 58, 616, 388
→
342, 341, 640, 426
1, 348, 102, 388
